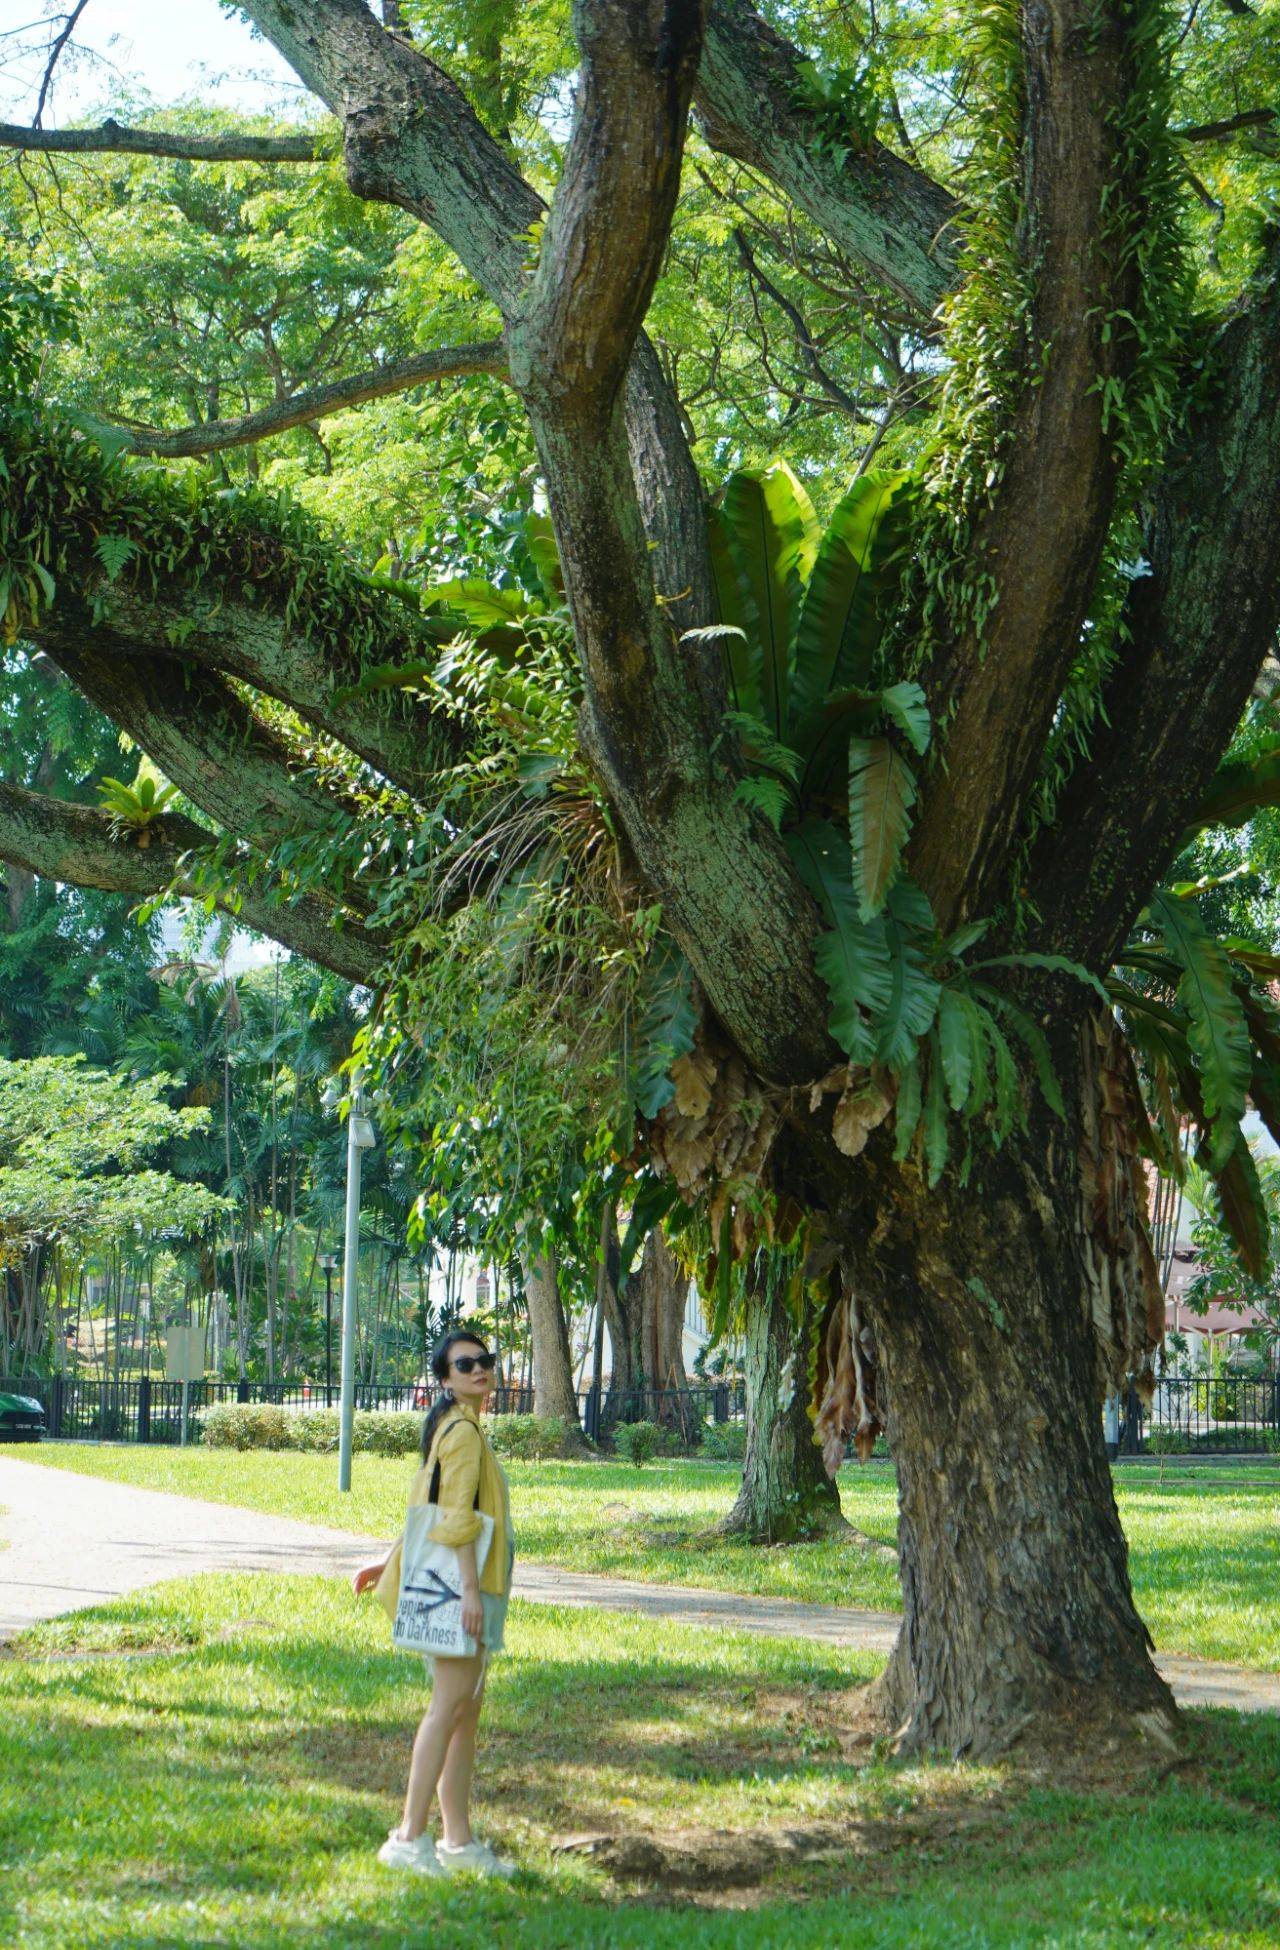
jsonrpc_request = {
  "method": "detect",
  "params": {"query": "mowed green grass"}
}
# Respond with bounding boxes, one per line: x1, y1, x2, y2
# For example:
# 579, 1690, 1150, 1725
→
2, 1572, 1279, 1949
7, 1443, 1280, 1668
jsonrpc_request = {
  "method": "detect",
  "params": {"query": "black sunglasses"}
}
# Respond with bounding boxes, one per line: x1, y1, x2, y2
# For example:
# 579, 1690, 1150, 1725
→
451, 1352, 496, 1375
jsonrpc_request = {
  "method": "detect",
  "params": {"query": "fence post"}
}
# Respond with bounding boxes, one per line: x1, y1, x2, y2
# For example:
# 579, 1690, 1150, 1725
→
584, 1384, 600, 1444
137, 1374, 151, 1444
49, 1373, 64, 1440
713, 1383, 728, 1425
1123, 1376, 1143, 1455
237, 1376, 250, 1404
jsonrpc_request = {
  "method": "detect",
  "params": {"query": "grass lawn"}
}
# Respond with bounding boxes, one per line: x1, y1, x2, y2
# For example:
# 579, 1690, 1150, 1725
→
10, 1442, 1280, 1671
2, 1572, 1279, 1948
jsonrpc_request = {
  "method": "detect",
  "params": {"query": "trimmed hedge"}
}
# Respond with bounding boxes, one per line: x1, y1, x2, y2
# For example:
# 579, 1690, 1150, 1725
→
197, 1403, 422, 1455
196, 1403, 583, 1460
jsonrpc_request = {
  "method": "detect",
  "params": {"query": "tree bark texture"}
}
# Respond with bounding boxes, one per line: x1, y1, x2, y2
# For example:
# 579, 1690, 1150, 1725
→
853, 1033, 1175, 1756
716, 1255, 842, 1542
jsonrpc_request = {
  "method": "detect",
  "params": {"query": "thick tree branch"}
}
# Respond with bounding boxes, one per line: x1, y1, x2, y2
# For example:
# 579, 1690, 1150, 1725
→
1026, 243, 1280, 966
108, 341, 507, 457
507, 0, 835, 1082
514, 0, 705, 416
909, 0, 1144, 934
29, 585, 453, 801
695, 2, 960, 315
0, 782, 381, 984
34, 616, 370, 907
0, 118, 322, 162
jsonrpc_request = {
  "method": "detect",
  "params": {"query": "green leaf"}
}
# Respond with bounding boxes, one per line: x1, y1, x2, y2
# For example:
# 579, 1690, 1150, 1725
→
879, 679, 931, 756
874, 880, 941, 1070
631, 940, 698, 1119
893, 1052, 923, 1161
94, 534, 137, 582
714, 463, 819, 737
1150, 890, 1251, 1166
786, 819, 890, 1064
723, 710, 802, 782
942, 919, 989, 958
790, 470, 910, 721
986, 1015, 1021, 1143
972, 985, 1064, 1118
732, 775, 791, 832
432, 577, 530, 630
848, 736, 916, 919
1183, 739, 1280, 842
968, 951, 1110, 1007
923, 1032, 949, 1185
1204, 1135, 1269, 1282
522, 513, 564, 603
937, 988, 973, 1111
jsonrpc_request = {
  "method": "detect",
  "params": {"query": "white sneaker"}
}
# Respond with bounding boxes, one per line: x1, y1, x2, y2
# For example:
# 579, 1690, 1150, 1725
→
436, 1838, 516, 1880
377, 1828, 444, 1875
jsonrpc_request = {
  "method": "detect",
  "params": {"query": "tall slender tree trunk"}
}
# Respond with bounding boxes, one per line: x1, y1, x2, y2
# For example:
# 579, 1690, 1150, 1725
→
520, 1243, 586, 1443
715, 1253, 844, 1541
852, 1033, 1174, 1757
634, 1226, 692, 1433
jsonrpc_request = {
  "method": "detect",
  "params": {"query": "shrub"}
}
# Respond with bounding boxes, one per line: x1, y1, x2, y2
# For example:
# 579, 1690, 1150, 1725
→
195, 1402, 422, 1455
613, 1419, 670, 1467
287, 1409, 341, 1453
355, 1409, 421, 1457
700, 1421, 748, 1464
486, 1413, 571, 1461
199, 1403, 289, 1450
1146, 1428, 1191, 1455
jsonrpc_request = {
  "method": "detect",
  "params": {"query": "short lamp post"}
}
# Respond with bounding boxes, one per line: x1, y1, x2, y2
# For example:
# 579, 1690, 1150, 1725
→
321, 1073, 377, 1492
318, 1254, 338, 1403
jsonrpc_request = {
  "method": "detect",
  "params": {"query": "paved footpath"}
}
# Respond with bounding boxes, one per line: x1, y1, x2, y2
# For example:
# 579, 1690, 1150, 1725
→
1, 1454, 1277, 1716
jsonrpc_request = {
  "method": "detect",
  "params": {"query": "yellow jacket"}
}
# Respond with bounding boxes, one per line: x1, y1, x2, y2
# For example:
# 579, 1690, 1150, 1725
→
375, 1403, 512, 1620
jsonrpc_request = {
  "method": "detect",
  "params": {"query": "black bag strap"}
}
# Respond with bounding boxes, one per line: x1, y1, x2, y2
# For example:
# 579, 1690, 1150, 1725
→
427, 1410, 481, 1510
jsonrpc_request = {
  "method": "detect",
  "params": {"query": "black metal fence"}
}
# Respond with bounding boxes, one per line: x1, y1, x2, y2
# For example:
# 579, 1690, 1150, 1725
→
1117, 1374, 1280, 1456
10, 1368, 1273, 1455
0, 1373, 747, 1448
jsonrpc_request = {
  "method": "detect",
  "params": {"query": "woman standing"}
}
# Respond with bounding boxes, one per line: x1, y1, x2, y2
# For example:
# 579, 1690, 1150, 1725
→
353, 1328, 516, 1878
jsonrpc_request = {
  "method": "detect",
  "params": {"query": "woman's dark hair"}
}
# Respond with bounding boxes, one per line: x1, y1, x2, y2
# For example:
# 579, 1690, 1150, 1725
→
419, 1327, 492, 1464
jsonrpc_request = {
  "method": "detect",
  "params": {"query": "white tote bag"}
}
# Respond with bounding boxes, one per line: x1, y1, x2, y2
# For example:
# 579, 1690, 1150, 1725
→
392, 1501, 495, 1658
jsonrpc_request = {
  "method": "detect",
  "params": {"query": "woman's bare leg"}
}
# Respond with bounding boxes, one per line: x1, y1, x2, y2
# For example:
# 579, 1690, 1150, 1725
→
437, 1671, 486, 1846
398, 1653, 484, 1841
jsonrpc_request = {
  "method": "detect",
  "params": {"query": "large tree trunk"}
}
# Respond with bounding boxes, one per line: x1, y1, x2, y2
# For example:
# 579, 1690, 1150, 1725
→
634, 1227, 692, 1434
520, 1244, 586, 1445
715, 1254, 844, 1542
853, 1032, 1175, 1758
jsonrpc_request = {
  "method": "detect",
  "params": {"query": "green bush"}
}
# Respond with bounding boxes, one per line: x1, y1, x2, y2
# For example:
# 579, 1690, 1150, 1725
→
195, 1402, 422, 1455
700, 1421, 748, 1463
1146, 1428, 1191, 1455
613, 1419, 669, 1467
356, 1410, 422, 1456
486, 1413, 571, 1461
199, 1403, 290, 1450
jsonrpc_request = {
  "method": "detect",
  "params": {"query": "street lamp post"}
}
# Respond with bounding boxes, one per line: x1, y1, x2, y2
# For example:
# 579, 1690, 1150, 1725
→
319, 1254, 338, 1403
321, 1074, 377, 1493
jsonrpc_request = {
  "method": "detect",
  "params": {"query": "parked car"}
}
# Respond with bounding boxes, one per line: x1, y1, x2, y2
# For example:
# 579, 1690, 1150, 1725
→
0, 1391, 46, 1441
